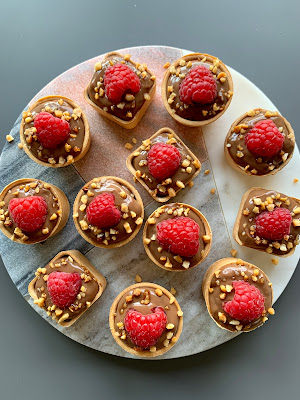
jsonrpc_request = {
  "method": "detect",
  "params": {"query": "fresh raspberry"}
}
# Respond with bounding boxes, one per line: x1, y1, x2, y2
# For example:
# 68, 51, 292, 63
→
47, 272, 82, 308
86, 192, 121, 228
147, 143, 181, 181
245, 119, 284, 158
104, 63, 141, 104
223, 281, 265, 322
255, 207, 292, 241
124, 306, 167, 348
156, 216, 199, 257
179, 65, 217, 105
34, 111, 70, 149
9, 196, 48, 232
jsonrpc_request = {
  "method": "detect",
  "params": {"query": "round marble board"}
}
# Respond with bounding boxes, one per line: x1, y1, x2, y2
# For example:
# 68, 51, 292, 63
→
0, 46, 299, 360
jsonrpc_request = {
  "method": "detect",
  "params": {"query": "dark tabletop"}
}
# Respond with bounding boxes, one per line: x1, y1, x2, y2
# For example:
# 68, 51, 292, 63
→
0, 1, 299, 399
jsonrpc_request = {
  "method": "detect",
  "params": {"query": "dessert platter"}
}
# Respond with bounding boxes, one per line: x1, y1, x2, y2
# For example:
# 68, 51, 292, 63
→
0, 46, 299, 359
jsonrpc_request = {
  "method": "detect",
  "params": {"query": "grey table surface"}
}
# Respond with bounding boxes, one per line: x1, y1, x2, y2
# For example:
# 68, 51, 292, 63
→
0, 1, 299, 399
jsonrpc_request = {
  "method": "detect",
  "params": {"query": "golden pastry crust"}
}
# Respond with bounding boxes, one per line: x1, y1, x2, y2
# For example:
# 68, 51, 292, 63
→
28, 250, 107, 327
109, 282, 183, 357
161, 53, 233, 127
84, 51, 156, 129
20, 95, 90, 168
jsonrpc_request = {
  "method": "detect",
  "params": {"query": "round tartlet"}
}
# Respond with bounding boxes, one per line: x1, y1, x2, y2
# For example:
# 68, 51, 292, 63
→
73, 176, 144, 248
20, 95, 90, 168
0, 178, 69, 244
109, 282, 183, 357
202, 258, 274, 332
143, 203, 212, 271
161, 53, 233, 127
224, 108, 295, 176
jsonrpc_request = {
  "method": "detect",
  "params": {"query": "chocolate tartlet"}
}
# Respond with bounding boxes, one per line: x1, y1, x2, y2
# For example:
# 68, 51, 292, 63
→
225, 108, 295, 176
0, 178, 69, 244
28, 250, 106, 327
233, 187, 300, 257
143, 203, 212, 271
202, 258, 274, 332
162, 53, 233, 127
84, 52, 156, 129
73, 176, 144, 248
109, 283, 183, 357
126, 127, 201, 202
20, 96, 90, 168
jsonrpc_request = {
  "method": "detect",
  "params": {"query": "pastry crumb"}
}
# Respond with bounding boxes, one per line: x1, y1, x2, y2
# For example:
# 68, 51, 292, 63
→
188, 181, 194, 188
204, 169, 210, 175
18, 143, 23, 149
125, 143, 133, 150
135, 274, 142, 283
163, 62, 170, 69
294, 178, 298, 183
210, 188, 216, 194
132, 137, 137, 144
230, 249, 237, 257
6, 135, 14, 143
272, 258, 279, 265
170, 287, 176, 295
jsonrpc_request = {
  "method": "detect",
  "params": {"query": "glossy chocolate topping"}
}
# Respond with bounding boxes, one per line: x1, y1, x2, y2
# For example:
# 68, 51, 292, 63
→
0, 180, 59, 243
34, 255, 99, 323
237, 189, 300, 255
208, 262, 273, 332
87, 54, 155, 121
113, 286, 180, 350
22, 98, 86, 165
166, 55, 232, 121
145, 203, 208, 270
226, 110, 294, 175
131, 130, 200, 198
75, 178, 143, 245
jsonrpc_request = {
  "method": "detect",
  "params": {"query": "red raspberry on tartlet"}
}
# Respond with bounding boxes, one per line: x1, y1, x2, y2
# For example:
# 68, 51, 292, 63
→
104, 63, 141, 104
255, 207, 292, 241
86, 192, 121, 228
245, 119, 284, 158
223, 281, 265, 322
9, 196, 48, 232
147, 143, 181, 181
47, 271, 82, 308
34, 111, 70, 149
179, 65, 217, 105
124, 306, 167, 348
156, 216, 200, 257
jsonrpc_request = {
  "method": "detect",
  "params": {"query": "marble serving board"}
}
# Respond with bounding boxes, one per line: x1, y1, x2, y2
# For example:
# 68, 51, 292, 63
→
0, 46, 299, 360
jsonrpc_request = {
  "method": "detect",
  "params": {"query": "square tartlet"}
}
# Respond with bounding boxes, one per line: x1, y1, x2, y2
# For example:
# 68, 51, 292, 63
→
126, 127, 201, 202
28, 250, 107, 327
233, 187, 300, 257
84, 51, 156, 129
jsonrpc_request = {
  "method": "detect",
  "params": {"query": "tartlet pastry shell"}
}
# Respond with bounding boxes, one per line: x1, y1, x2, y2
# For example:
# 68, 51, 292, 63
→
233, 187, 299, 257
73, 176, 144, 248
126, 127, 201, 202
20, 95, 91, 168
28, 249, 107, 327
0, 178, 69, 244
202, 257, 273, 332
109, 282, 183, 357
224, 108, 295, 176
84, 52, 156, 130
161, 53, 233, 127
143, 202, 212, 271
